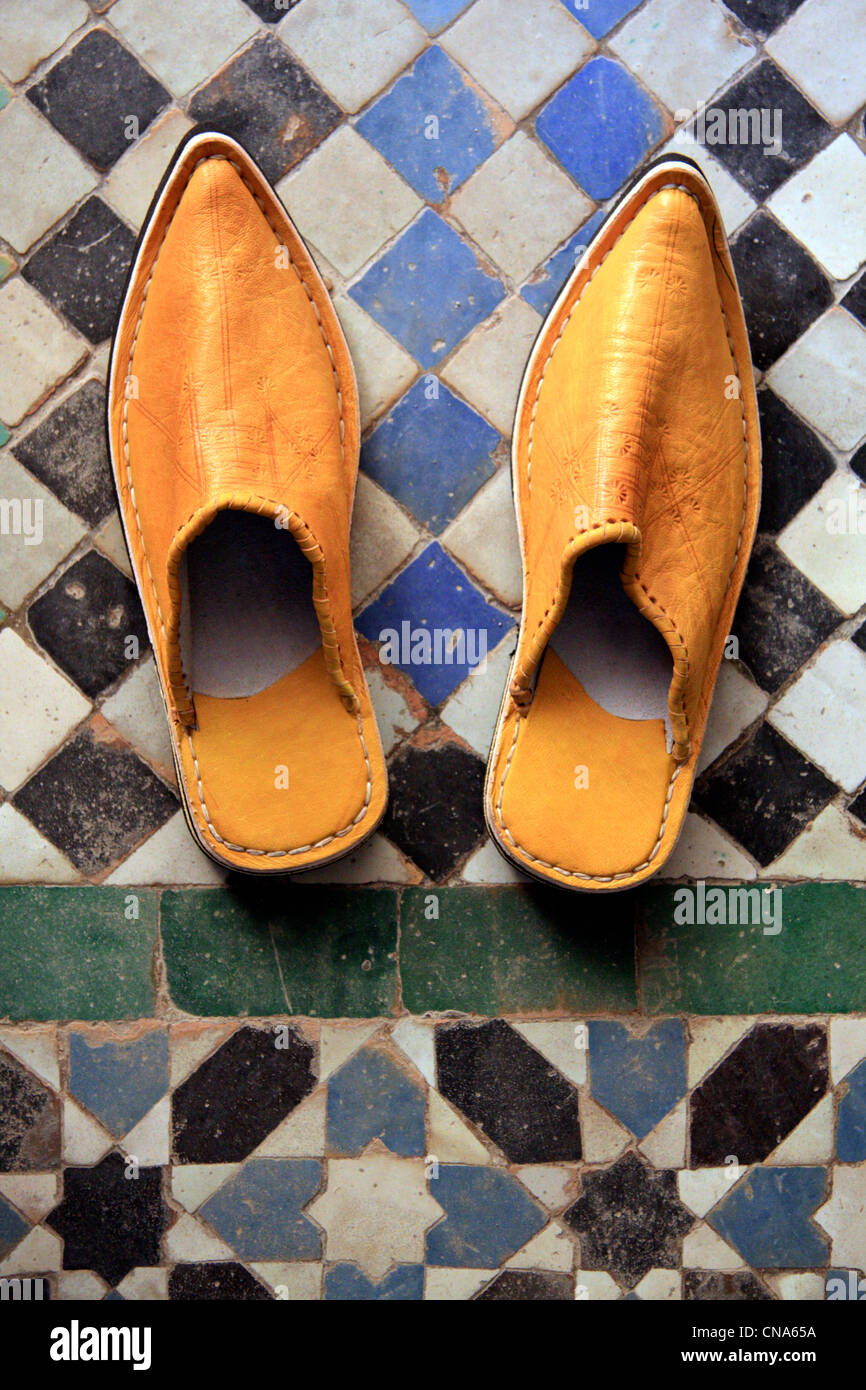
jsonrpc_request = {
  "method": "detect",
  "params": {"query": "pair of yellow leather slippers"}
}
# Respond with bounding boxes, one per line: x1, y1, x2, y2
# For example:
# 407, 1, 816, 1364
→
107, 131, 760, 890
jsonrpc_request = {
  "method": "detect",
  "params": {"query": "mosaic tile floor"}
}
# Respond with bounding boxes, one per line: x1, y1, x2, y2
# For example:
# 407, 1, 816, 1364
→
1, 1015, 865, 1299
1, 0, 865, 1300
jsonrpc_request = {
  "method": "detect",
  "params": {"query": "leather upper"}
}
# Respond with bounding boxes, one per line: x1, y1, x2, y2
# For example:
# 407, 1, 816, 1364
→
486, 163, 761, 889
108, 132, 386, 872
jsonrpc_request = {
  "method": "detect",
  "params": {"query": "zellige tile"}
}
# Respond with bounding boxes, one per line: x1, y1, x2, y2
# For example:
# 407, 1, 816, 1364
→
0, 101, 97, 254
280, 0, 426, 114
278, 127, 422, 278
450, 131, 592, 283
109, 0, 259, 98
0, 629, 90, 791
441, 0, 594, 121
768, 136, 866, 282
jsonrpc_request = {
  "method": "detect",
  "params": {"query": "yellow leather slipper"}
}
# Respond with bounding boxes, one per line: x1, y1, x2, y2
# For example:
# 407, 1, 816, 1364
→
107, 130, 387, 873
485, 156, 761, 891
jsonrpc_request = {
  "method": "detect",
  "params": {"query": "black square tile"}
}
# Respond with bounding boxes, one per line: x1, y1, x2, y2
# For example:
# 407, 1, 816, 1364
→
436, 1019, 581, 1163
694, 723, 836, 865
241, 0, 301, 19
848, 782, 866, 826
842, 273, 866, 328
187, 35, 342, 184
172, 1024, 316, 1164
23, 198, 136, 344
851, 619, 866, 657
48, 1152, 169, 1287
12, 380, 114, 526
13, 726, 177, 875
708, 60, 831, 201
690, 1023, 828, 1166
850, 442, 866, 485
757, 388, 835, 533
27, 550, 149, 699
27, 29, 169, 171
382, 737, 486, 879
731, 212, 833, 372
732, 538, 842, 692
720, 0, 806, 38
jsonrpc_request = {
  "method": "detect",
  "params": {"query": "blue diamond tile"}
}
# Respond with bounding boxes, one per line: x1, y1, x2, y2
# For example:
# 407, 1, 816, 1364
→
559, 0, 643, 38
325, 1264, 424, 1300
536, 56, 664, 201
837, 1058, 866, 1162
199, 1159, 322, 1261
356, 47, 498, 202
521, 210, 606, 317
362, 378, 499, 532
588, 1020, 687, 1140
350, 208, 505, 368
708, 1168, 829, 1269
68, 1028, 169, 1138
0, 1194, 29, 1259
402, 0, 473, 31
426, 1165, 545, 1267
327, 1044, 426, 1157
356, 541, 514, 705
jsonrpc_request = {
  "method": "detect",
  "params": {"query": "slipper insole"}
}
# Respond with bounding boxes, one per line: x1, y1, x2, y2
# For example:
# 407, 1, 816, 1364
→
549, 543, 673, 745
181, 510, 321, 699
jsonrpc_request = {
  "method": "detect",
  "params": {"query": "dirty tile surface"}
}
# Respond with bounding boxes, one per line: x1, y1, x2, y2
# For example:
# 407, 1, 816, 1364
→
0, 1015, 861, 1298
1, 0, 866, 1303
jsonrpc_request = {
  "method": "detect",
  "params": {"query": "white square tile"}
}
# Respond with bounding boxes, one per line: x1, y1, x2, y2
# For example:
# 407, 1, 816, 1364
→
660, 811, 757, 880
441, 0, 594, 121
767, 136, 866, 282
0, 280, 87, 426
0, 0, 89, 83
450, 132, 592, 282
281, 0, 426, 113
767, 0, 866, 124
278, 127, 422, 276
765, 805, 866, 881
441, 296, 542, 434
110, 0, 260, 97
660, 133, 757, 234
777, 471, 866, 615
104, 811, 226, 885
294, 832, 417, 883
610, 0, 754, 114
0, 628, 91, 790
768, 640, 866, 793
94, 511, 133, 579
100, 655, 174, 777
0, 803, 80, 882
698, 659, 768, 773
440, 634, 514, 757
102, 110, 194, 229
766, 308, 866, 452
0, 102, 97, 254
461, 836, 528, 882
334, 295, 417, 428
0, 452, 87, 608
350, 472, 420, 609
441, 466, 522, 608
365, 664, 421, 757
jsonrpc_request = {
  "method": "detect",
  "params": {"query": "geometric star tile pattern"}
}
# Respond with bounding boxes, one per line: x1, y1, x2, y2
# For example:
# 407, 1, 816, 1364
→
0, 1015, 860, 1296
